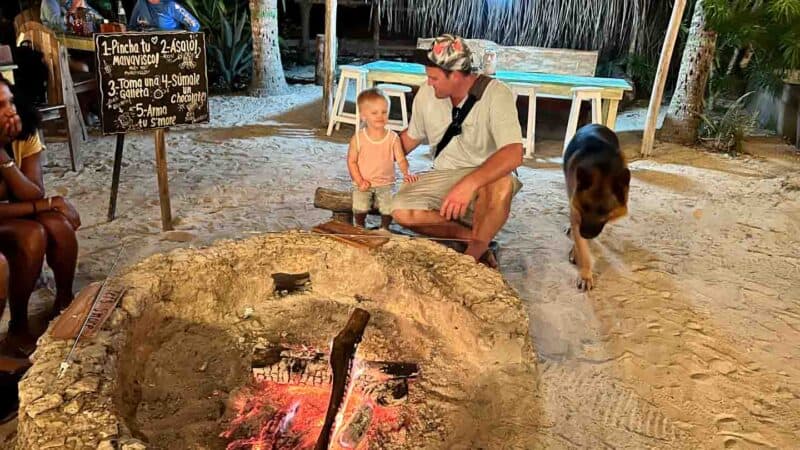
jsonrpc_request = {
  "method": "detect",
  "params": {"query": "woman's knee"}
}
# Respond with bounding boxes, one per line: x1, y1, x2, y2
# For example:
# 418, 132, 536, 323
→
36, 212, 77, 240
14, 222, 48, 260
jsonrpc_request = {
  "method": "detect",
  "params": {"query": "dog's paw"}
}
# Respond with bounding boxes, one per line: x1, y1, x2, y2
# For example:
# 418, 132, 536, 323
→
576, 270, 594, 291
564, 225, 572, 237
568, 247, 577, 265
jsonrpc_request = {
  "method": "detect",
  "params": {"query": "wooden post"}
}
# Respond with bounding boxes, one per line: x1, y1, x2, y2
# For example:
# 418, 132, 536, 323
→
153, 129, 173, 231
107, 133, 125, 222
372, 1, 380, 59
315, 34, 325, 86
300, 0, 312, 63
641, 0, 687, 157
321, 0, 337, 125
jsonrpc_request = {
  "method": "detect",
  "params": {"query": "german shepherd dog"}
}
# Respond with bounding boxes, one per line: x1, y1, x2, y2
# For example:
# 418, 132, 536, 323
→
564, 124, 630, 290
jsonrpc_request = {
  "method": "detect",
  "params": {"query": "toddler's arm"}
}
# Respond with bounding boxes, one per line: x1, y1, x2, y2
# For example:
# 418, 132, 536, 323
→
347, 136, 370, 191
393, 136, 418, 183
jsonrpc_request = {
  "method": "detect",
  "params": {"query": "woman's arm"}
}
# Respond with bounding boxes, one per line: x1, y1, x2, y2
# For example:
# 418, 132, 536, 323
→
0, 197, 50, 220
0, 151, 44, 201
172, 2, 201, 32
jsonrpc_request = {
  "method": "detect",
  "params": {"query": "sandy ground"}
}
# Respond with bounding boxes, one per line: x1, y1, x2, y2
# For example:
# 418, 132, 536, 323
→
2, 84, 800, 448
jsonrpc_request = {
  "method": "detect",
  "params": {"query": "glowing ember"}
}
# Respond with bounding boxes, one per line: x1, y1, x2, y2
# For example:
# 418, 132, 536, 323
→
220, 356, 416, 450
222, 376, 408, 449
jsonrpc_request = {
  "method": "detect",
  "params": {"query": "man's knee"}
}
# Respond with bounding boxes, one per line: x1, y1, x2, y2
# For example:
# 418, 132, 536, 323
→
479, 176, 515, 204
391, 209, 415, 226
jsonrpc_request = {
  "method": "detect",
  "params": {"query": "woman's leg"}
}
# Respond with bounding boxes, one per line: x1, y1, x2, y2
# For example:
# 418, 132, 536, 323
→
0, 220, 47, 352
34, 212, 78, 312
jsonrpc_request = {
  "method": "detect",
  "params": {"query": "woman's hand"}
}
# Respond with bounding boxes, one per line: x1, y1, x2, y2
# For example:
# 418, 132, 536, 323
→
358, 180, 371, 192
403, 172, 419, 184
49, 196, 82, 229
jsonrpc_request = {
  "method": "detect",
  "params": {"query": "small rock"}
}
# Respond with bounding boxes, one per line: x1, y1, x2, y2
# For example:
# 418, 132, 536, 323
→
26, 393, 64, 418
40, 437, 66, 449
692, 209, 703, 219
161, 230, 197, 242
66, 377, 100, 398
120, 438, 147, 450
198, 361, 208, 372
63, 398, 82, 415
242, 307, 254, 319
686, 322, 703, 331
97, 440, 116, 450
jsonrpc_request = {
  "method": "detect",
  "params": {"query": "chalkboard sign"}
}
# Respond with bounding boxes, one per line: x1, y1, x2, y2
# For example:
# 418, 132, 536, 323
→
95, 31, 209, 135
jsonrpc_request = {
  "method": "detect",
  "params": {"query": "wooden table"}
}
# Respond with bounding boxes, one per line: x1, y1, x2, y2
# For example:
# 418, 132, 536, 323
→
56, 34, 95, 51
0, 64, 17, 84
361, 60, 633, 129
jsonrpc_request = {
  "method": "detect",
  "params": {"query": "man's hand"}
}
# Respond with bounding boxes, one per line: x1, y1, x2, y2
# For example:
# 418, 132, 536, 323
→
403, 172, 419, 184
357, 180, 371, 192
50, 196, 82, 229
440, 177, 477, 221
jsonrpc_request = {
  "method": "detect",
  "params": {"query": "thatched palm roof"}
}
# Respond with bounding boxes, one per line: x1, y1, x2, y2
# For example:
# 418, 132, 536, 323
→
376, 0, 680, 60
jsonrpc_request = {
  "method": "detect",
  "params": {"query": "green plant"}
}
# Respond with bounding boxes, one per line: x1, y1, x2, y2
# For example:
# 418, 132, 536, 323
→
698, 91, 759, 155
208, 4, 252, 90
706, 0, 800, 94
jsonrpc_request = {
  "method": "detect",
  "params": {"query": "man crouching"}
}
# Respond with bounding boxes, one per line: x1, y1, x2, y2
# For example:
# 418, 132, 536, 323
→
392, 34, 524, 267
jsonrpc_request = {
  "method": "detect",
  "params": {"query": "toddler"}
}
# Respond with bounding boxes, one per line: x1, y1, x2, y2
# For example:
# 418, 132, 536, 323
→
347, 88, 417, 231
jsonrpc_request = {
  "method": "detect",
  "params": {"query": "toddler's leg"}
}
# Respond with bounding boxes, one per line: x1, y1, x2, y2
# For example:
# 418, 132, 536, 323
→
376, 186, 394, 229
352, 189, 371, 228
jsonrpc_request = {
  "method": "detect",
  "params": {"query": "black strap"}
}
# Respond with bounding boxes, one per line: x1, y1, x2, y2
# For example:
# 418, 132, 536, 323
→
433, 75, 493, 160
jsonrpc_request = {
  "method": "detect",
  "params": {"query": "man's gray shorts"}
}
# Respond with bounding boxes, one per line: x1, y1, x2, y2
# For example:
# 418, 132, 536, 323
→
391, 168, 522, 224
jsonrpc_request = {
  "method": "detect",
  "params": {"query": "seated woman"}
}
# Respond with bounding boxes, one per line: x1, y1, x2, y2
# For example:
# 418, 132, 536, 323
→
129, 0, 200, 32
0, 76, 81, 357
41, 0, 106, 33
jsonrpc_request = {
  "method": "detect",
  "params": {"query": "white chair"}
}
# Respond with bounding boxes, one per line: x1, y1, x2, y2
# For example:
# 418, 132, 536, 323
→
509, 82, 540, 158
327, 65, 367, 136
564, 87, 603, 153
376, 83, 411, 131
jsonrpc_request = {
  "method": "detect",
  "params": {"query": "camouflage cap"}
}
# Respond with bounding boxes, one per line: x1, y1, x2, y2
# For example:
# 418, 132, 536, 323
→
418, 34, 473, 72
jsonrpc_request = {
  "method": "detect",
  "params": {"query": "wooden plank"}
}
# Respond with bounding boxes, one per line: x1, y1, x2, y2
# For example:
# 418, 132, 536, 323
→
641, 0, 687, 157
361, 60, 630, 100
50, 282, 102, 339
107, 133, 125, 221
82, 285, 127, 339
154, 129, 173, 231
58, 34, 95, 51
311, 220, 389, 249
321, 0, 337, 125
497, 46, 598, 76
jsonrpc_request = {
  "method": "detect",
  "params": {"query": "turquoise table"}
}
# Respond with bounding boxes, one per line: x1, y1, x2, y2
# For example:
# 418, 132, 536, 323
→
361, 60, 632, 129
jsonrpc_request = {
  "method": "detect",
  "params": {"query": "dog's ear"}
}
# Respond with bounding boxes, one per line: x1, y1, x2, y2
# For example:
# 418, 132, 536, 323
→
613, 168, 631, 203
576, 166, 594, 192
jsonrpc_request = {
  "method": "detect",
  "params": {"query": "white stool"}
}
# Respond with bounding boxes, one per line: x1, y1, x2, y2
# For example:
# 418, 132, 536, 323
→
376, 83, 412, 131
509, 82, 540, 158
564, 87, 603, 153
327, 65, 368, 136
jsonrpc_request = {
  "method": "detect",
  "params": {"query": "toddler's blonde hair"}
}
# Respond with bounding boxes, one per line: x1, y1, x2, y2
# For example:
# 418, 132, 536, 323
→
357, 88, 389, 108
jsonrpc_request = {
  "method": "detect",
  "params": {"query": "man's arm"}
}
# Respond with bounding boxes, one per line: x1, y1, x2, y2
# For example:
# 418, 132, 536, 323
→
399, 129, 422, 156
461, 142, 523, 190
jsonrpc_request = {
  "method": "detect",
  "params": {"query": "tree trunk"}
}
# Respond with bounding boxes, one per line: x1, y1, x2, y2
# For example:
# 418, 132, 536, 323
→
659, 0, 717, 145
249, 0, 288, 96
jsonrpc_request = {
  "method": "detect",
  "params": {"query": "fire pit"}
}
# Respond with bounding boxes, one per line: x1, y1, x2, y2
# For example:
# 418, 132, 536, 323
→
15, 232, 539, 449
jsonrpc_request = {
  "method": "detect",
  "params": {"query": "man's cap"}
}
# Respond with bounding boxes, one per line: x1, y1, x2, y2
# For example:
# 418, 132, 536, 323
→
414, 34, 473, 72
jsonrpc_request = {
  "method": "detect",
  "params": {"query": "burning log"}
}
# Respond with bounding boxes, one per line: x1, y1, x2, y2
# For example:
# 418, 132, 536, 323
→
315, 308, 371, 450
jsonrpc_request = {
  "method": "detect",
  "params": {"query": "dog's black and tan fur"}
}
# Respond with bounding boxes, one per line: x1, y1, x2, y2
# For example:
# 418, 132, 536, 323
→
563, 124, 630, 290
